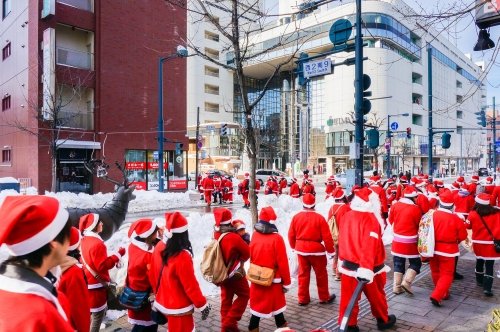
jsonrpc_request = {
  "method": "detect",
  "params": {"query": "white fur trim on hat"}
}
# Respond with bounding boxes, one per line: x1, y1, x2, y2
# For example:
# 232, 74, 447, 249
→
137, 222, 157, 239
5, 202, 69, 257
165, 224, 188, 239
83, 213, 100, 232
439, 200, 454, 208
350, 190, 385, 233
302, 202, 315, 208
475, 195, 490, 205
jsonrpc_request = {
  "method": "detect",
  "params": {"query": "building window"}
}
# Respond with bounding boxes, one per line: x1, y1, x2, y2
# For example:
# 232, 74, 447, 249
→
456, 95, 463, 103
204, 84, 219, 95
456, 126, 463, 135
204, 30, 219, 42
412, 93, 422, 105
457, 110, 463, 119
2, 95, 11, 111
204, 65, 219, 77
1, 149, 11, 163
412, 72, 422, 84
2, 0, 11, 19
205, 102, 219, 113
456, 80, 462, 88
205, 47, 219, 60
412, 114, 422, 126
2, 42, 11, 60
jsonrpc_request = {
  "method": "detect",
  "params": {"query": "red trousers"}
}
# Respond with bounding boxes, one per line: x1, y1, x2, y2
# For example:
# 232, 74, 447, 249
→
204, 190, 213, 205
242, 192, 249, 205
429, 255, 455, 302
297, 254, 330, 303
338, 273, 389, 326
220, 276, 249, 331
167, 315, 194, 332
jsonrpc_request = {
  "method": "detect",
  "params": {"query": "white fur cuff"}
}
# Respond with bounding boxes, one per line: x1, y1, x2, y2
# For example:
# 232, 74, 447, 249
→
356, 267, 374, 283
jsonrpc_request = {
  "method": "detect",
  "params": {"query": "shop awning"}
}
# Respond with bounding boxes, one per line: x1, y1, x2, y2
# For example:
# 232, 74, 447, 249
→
56, 140, 101, 150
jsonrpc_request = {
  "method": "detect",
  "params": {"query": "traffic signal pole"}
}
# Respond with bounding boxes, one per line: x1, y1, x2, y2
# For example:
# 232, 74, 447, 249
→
195, 106, 200, 189
493, 97, 497, 180
427, 45, 434, 177
354, 0, 364, 186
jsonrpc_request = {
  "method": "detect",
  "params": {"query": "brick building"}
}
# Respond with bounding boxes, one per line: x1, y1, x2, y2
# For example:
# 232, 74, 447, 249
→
0, 0, 187, 193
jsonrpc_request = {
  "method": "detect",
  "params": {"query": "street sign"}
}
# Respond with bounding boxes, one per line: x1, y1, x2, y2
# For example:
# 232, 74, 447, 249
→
153, 151, 159, 159
496, 140, 500, 148
390, 122, 399, 131
197, 141, 203, 149
496, 146, 500, 153
206, 125, 215, 131
176, 156, 183, 164
329, 19, 353, 45
303, 58, 332, 78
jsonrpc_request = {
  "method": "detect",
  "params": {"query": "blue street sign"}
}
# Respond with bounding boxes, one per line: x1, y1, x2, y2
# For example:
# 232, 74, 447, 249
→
390, 122, 399, 131
496, 146, 500, 153
153, 151, 159, 160
495, 140, 500, 148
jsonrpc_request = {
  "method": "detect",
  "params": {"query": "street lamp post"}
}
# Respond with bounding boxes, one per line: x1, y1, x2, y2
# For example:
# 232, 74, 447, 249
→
386, 113, 409, 178
158, 46, 189, 192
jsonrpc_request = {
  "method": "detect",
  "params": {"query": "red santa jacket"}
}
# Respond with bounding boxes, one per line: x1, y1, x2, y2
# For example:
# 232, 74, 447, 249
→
213, 176, 222, 191
395, 183, 406, 201
484, 184, 495, 195
288, 210, 335, 256
250, 226, 291, 288
338, 197, 388, 281
388, 198, 422, 258
454, 193, 475, 216
127, 240, 154, 292
369, 185, 388, 214
223, 178, 233, 194
432, 208, 468, 257
58, 257, 90, 332
466, 210, 500, 259
214, 231, 250, 278
289, 182, 300, 198
202, 177, 215, 192
81, 232, 119, 289
149, 242, 207, 315
279, 178, 287, 194
238, 179, 249, 195
0, 269, 73, 332
468, 182, 478, 196
255, 179, 261, 193
325, 183, 335, 199
327, 203, 351, 230
492, 186, 500, 207
302, 183, 316, 195
415, 192, 430, 214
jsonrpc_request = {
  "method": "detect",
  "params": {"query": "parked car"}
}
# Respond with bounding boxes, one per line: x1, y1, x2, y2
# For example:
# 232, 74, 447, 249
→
255, 169, 293, 186
478, 168, 489, 177
206, 169, 231, 178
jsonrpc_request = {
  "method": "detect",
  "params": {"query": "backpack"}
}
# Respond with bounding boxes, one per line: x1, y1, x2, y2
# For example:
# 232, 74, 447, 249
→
200, 233, 232, 285
418, 210, 435, 257
327, 205, 341, 245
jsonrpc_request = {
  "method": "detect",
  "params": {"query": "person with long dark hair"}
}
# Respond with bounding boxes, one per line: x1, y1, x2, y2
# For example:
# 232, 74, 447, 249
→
0, 196, 74, 331
466, 193, 500, 297
149, 212, 210, 332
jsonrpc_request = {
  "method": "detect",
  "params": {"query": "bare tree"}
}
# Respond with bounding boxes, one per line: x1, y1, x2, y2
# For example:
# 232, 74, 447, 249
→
167, 0, 312, 223
463, 132, 481, 169
4, 65, 94, 192
396, 139, 412, 173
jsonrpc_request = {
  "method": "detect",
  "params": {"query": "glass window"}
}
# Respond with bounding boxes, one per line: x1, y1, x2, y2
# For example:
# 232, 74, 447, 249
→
125, 150, 147, 190
2, 0, 11, 19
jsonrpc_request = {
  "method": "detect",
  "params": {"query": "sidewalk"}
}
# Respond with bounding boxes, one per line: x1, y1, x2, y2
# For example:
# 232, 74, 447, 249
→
104, 248, 498, 331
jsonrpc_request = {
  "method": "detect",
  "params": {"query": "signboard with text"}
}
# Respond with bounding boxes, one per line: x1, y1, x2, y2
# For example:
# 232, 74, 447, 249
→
303, 59, 332, 78
169, 179, 187, 190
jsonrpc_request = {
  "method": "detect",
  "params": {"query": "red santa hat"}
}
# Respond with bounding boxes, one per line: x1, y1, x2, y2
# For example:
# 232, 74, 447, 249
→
351, 184, 362, 192
439, 191, 454, 207
259, 206, 277, 223
475, 193, 491, 205
333, 188, 345, 200
213, 207, 232, 231
423, 174, 429, 180
485, 176, 494, 184
128, 218, 156, 239
457, 176, 465, 184
427, 186, 438, 195
350, 187, 384, 230
403, 186, 418, 198
153, 216, 166, 229
368, 175, 381, 184
434, 180, 444, 188
244, 172, 250, 178
291, 177, 297, 183
68, 226, 81, 252
231, 219, 246, 231
460, 184, 470, 193
471, 175, 480, 183
302, 193, 316, 208
79, 213, 100, 233
400, 175, 408, 183
164, 212, 188, 239
451, 182, 460, 190
0, 196, 69, 256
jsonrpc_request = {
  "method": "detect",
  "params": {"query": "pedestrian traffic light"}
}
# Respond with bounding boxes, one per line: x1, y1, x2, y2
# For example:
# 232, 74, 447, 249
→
356, 74, 372, 115
475, 110, 487, 127
220, 123, 228, 136
441, 133, 451, 149
406, 127, 411, 139
367, 129, 379, 149
296, 52, 309, 87
175, 143, 183, 155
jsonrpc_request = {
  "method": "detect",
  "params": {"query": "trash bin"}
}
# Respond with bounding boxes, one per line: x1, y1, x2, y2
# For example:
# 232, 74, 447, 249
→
0, 177, 20, 193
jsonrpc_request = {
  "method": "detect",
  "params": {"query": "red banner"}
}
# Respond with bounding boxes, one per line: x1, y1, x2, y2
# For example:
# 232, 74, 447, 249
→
148, 162, 168, 169
130, 181, 147, 190
126, 162, 146, 170
169, 179, 187, 190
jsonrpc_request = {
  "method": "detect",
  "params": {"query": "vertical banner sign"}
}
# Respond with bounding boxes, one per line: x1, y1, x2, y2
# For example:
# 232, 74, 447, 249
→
42, 28, 55, 120
41, 0, 55, 18
476, 0, 500, 28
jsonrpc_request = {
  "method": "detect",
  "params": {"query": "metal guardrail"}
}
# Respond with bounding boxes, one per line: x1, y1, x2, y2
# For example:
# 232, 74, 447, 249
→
56, 47, 92, 70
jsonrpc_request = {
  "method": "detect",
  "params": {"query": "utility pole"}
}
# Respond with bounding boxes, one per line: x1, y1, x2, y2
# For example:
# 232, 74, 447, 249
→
427, 45, 433, 176
386, 115, 391, 178
195, 106, 200, 189
354, 0, 364, 186
493, 97, 497, 180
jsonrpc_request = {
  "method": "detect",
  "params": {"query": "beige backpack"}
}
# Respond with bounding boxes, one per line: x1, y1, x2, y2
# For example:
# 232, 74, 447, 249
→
327, 205, 341, 245
200, 233, 231, 285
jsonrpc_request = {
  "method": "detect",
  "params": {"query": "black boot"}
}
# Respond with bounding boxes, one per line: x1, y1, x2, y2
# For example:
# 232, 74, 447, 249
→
475, 271, 484, 286
376, 314, 396, 330
483, 275, 494, 297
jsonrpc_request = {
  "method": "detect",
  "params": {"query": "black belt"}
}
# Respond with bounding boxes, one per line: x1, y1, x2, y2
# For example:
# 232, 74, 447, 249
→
342, 260, 385, 273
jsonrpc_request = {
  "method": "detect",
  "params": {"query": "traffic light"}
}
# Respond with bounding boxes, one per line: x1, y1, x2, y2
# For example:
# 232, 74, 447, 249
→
296, 52, 309, 87
406, 127, 411, 139
175, 143, 183, 155
356, 74, 372, 115
220, 123, 228, 136
367, 129, 379, 149
441, 133, 451, 149
475, 110, 486, 127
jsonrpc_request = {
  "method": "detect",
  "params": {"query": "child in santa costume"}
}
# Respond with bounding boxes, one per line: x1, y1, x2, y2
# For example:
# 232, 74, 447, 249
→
58, 226, 90, 332
338, 187, 396, 331
388, 186, 423, 295
149, 212, 210, 331
0, 196, 74, 331
428, 191, 468, 306
126, 218, 159, 331
466, 193, 500, 297
213, 208, 250, 332
80, 213, 126, 332
249, 206, 291, 332
289, 193, 336, 305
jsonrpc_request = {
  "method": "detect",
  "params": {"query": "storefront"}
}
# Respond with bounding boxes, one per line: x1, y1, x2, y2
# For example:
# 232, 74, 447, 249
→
57, 148, 94, 194
125, 149, 187, 191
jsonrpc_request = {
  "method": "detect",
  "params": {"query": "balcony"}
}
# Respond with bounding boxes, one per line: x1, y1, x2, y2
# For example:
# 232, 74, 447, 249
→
55, 85, 94, 130
57, 0, 93, 12
57, 47, 92, 70
57, 109, 94, 130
